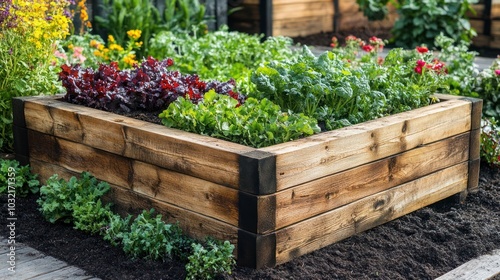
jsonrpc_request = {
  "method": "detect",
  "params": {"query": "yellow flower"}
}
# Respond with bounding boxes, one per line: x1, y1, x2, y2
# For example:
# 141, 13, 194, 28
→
89, 40, 99, 48
135, 41, 143, 48
127, 30, 142, 41
109, 43, 124, 52
68, 44, 74, 50
123, 53, 138, 67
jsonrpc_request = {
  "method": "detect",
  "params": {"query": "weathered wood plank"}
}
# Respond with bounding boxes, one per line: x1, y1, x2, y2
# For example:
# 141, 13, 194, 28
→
28, 265, 96, 280
23, 95, 253, 188
274, 162, 469, 265
1, 256, 69, 279
273, 16, 334, 37
263, 98, 472, 191
28, 131, 133, 189
29, 159, 240, 249
28, 131, 240, 226
274, 132, 470, 230
131, 160, 239, 226
436, 249, 500, 280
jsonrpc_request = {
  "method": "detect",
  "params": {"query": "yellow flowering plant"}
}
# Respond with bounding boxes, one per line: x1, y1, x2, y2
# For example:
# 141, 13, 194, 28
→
0, 0, 71, 153
56, 29, 143, 70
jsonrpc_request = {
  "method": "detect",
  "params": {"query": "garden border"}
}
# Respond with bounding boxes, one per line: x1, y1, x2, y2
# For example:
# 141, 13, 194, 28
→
12, 94, 482, 268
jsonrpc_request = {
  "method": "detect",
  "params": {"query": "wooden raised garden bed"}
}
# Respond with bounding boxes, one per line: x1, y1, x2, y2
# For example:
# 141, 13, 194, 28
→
13, 93, 482, 268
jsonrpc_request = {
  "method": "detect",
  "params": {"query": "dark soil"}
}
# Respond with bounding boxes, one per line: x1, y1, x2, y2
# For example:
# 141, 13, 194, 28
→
2, 162, 500, 279
2, 30, 500, 279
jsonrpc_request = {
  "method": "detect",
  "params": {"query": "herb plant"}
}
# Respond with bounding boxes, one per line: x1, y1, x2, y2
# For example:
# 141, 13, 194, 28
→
159, 90, 320, 148
185, 238, 236, 280
120, 209, 184, 260
37, 172, 111, 226
474, 57, 500, 119
59, 57, 246, 113
0, 159, 39, 197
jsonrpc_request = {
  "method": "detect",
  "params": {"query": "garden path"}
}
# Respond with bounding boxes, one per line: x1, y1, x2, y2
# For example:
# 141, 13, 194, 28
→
0, 237, 100, 280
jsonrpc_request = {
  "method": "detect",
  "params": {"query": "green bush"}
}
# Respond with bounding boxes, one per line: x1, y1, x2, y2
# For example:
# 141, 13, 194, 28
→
391, 0, 477, 49
37, 172, 111, 228
185, 238, 236, 280
0, 159, 39, 197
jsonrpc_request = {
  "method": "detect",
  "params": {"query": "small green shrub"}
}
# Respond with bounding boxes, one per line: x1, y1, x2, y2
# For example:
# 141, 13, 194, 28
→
120, 209, 184, 260
37, 172, 111, 226
185, 238, 236, 280
0, 159, 39, 197
391, 0, 477, 49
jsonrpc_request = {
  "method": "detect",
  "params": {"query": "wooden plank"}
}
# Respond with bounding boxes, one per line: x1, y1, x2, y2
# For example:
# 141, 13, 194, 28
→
492, 20, 500, 35
471, 19, 485, 34
30, 159, 240, 250
272, 2, 334, 20
1, 256, 69, 279
274, 162, 469, 265
273, 16, 334, 37
122, 123, 251, 189
230, 1, 333, 21
131, 160, 239, 226
23, 96, 253, 188
28, 131, 240, 225
28, 131, 134, 189
28, 265, 96, 280
263, 98, 472, 191
436, 249, 500, 280
274, 132, 470, 230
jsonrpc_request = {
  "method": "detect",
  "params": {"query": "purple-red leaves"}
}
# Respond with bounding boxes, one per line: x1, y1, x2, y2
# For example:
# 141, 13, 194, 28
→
59, 57, 245, 112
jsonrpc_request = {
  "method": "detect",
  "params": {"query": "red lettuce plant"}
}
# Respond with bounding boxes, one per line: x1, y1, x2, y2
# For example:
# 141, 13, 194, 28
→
59, 57, 245, 112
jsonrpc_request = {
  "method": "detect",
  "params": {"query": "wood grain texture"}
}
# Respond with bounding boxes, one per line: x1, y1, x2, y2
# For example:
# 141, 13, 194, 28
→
263, 98, 472, 191
23, 95, 253, 188
274, 132, 471, 230
28, 130, 239, 225
274, 162, 469, 265
29, 159, 239, 248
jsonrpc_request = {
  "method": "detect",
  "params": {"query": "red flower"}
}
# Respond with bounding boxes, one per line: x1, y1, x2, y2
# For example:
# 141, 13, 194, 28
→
414, 60, 426, 74
362, 45, 375, 52
495, 69, 500, 76
345, 35, 357, 41
330, 36, 338, 48
416, 46, 429, 53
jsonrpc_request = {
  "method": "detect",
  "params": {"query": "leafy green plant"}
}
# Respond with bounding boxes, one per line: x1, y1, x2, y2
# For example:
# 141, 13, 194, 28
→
119, 209, 184, 260
103, 213, 133, 246
252, 45, 444, 130
94, 0, 207, 58
390, 0, 477, 49
159, 90, 320, 148
480, 118, 500, 166
185, 238, 236, 280
148, 27, 298, 93
356, 0, 392, 20
0, 159, 39, 197
37, 172, 111, 226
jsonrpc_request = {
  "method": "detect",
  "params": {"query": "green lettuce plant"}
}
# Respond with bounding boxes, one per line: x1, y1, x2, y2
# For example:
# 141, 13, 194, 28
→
0, 159, 39, 197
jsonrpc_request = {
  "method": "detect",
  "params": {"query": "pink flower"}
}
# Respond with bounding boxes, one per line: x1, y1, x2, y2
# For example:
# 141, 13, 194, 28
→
72, 46, 86, 64
495, 69, 500, 76
54, 50, 67, 60
416, 46, 429, 53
